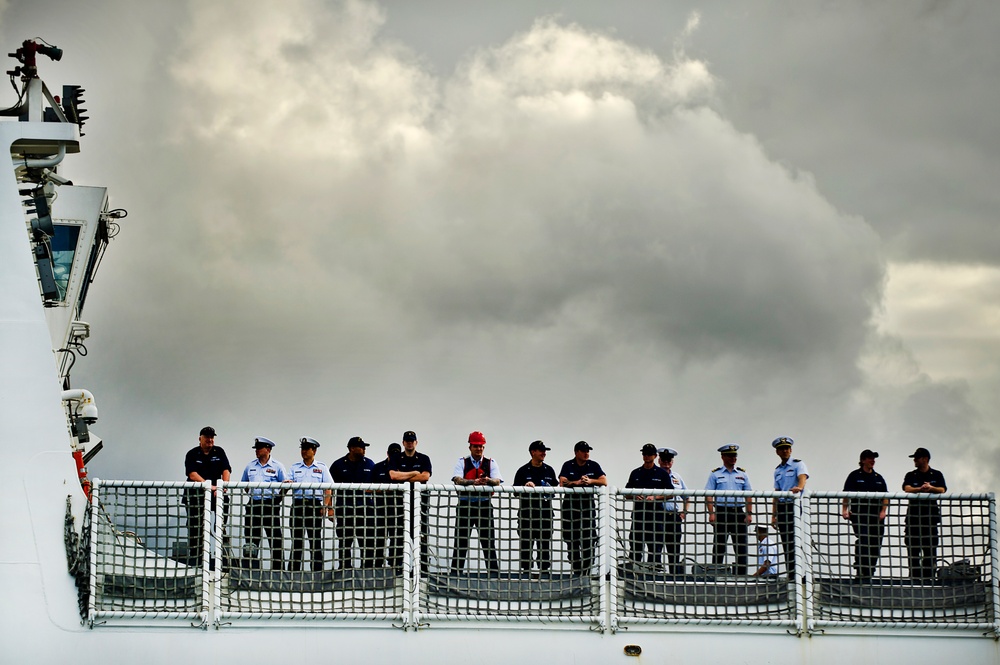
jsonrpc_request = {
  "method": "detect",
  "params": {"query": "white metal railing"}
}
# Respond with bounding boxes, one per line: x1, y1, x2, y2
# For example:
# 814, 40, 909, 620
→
80, 479, 998, 636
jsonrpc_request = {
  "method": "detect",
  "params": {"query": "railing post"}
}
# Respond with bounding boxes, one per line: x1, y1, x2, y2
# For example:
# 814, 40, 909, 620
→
989, 493, 1000, 638
598, 485, 609, 633
86, 478, 101, 628
607, 488, 619, 633
402, 483, 413, 629
801, 493, 815, 635
199, 480, 212, 628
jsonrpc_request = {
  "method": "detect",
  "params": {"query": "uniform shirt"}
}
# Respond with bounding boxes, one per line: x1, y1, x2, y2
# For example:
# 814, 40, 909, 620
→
705, 466, 752, 507
240, 457, 289, 500
842, 468, 888, 516
184, 446, 232, 483
773, 458, 809, 502
391, 451, 433, 479
663, 470, 687, 513
372, 458, 394, 485
558, 459, 606, 485
627, 465, 671, 513
902, 467, 947, 518
513, 462, 558, 509
331, 455, 375, 507
289, 460, 333, 500
756, 536, 779, 576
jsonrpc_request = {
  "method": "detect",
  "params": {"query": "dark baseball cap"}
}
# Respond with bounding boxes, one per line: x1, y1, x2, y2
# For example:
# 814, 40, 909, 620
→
387, 442, 402, 455
909, 447, 931, 459
640, 443, 658, 456
528, 440, 550, 452
402, 430, 417, 442
348, 436, 369, 449
200, 426, 216, 437
574, 441, 592, 452
859, 449, 878, 460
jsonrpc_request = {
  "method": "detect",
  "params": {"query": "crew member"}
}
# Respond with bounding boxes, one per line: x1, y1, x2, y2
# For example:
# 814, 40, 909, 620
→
289, 437, 333, 572
512, 440, 558, 574
183, 426, 231, 561
558, 441, 607, 576
240, 436, 289, 571
658, 447, 688, 575
390, 430, 433, 573
331, 436, 376, 569
841, 449, 888, 580
902, 447, 947, 580
625, 444, 672, 566
705, 444, 753, 575
450, 431, 503, 575
770, 436, 808, 576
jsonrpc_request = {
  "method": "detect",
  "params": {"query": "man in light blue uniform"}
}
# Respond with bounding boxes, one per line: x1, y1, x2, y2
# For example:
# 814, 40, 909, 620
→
751, 525, 779, 577
705, 444, 753, 575
770, 436, 808, 577
240, 436, 290, 571
288, 437, 333, 572
659, 447, 689, 575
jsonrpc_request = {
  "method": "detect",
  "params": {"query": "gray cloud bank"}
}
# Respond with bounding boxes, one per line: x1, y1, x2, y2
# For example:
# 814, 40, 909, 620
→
2, 1, 995, 492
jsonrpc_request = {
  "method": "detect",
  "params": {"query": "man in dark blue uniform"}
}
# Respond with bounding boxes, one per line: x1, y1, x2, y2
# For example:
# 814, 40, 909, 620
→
841, 449, 888, 580
183, 426, 231, 560
372, 443, 402, 570
513, 440, 558, 574
390, 430, 433, 573
902, 447, 947, 580
559, 441, 607, 576
331, 436, 376, 569
625, 444, 672, 566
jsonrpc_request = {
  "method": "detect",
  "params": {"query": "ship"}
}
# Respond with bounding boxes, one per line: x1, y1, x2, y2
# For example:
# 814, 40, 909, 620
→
1, 41, 997, 664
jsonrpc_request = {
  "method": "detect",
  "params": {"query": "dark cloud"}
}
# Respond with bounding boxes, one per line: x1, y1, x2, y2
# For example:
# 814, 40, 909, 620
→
3, 2, 995, 493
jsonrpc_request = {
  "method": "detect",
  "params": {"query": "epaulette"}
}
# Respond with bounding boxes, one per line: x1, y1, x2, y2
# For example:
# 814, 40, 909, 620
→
737, 467, 746, 472
712, 466, 722, 472
793, 459, 801, 463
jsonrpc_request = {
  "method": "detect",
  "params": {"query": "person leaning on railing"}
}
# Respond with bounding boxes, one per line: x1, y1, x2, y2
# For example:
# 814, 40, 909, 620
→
558, 441, 608, 576
183, 426, 232, 560
658, 447, 689, 576
450, 431, 503, 575
512, 440, 558, 575
902, 447, 947, 580
770, 436, 808, 578
841, 449, 888, 581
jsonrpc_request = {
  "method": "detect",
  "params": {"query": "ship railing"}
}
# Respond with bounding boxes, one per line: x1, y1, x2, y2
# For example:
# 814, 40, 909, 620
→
609, 489, 803, 633
80, 480, 998, 636
807, 491, 997, 633
415, 484, 609, 631
85, 480, 208, 627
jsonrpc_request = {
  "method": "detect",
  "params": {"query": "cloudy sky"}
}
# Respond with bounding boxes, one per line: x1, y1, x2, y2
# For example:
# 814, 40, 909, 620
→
3, 1, 998, 495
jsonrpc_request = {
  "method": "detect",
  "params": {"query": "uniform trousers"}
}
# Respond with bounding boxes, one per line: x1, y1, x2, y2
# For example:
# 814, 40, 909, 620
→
183, 487, 226, 561
663, 512, 684, 575
450, 500, 499, 573
289, 498, 325, 572
629, 503, 665, 564
375, 496, 403, 570
336, 503, 377, 569
517, 500, 554, 572
561, 498, 597, 576
775, 501, 795, 575
712, 506, 748, 575
244, 497, 284, 571
905, 511, 940, 580
848, 511, 885, 579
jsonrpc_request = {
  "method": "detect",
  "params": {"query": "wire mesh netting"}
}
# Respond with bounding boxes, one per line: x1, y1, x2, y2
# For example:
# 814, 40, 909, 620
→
809, 492, 995, 625
419, 485, 604, 622
611, 489, 799, 624
81, 480, 997, 630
